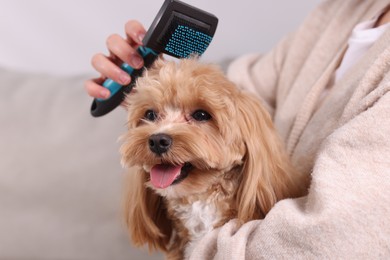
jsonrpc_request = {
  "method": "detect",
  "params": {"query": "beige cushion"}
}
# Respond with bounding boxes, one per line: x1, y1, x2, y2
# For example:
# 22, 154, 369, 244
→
0, 68, 161, 259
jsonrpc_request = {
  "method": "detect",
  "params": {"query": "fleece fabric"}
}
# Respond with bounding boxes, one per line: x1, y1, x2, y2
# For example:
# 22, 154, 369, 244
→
190, 0, 390, 259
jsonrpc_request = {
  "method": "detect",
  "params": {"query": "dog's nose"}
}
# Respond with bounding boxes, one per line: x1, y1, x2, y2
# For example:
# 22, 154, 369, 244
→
148, 133, 172, 155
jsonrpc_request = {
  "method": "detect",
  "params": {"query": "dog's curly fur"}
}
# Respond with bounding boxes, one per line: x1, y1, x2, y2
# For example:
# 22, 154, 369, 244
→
120, 58, 308, 259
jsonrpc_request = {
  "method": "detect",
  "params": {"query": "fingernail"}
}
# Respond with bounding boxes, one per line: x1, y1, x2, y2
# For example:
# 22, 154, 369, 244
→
137, 33, 145, 45
131, 54, 143, 68
119, 72, 131, 85
100, 89, 110, 99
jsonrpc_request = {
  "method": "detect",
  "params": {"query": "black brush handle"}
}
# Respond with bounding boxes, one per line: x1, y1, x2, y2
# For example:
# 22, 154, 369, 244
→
90, 47, 159, 117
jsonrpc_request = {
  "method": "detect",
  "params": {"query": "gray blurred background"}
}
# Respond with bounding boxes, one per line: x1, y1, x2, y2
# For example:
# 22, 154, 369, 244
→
0, 1, 320, 260
0, 0, 320, 75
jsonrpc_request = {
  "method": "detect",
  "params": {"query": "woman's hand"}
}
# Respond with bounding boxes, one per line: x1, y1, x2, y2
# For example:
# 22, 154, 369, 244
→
84, 20, 146, 100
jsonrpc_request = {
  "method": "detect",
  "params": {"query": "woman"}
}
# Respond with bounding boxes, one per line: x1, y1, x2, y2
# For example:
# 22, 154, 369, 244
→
85, 0, 390, 258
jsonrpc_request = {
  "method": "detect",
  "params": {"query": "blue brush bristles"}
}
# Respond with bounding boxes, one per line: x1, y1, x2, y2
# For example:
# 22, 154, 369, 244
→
164, 25, 213, 58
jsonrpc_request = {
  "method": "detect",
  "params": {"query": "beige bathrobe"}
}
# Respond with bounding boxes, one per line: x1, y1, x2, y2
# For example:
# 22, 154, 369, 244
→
190, 0, 390, 258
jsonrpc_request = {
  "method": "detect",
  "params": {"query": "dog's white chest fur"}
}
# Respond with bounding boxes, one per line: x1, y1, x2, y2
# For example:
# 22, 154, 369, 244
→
172, 200, 221, 258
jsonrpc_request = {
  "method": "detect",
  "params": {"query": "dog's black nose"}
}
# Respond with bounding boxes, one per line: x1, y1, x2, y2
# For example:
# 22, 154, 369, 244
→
148, 133, 172, 155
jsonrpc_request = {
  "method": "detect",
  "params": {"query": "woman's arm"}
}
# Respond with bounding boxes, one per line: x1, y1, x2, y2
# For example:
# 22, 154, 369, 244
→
227, 34, 293, 118
191, 90, 390, 259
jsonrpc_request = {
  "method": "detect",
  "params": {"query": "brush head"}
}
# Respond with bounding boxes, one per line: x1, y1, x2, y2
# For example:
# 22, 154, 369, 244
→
143, 0, 218, 58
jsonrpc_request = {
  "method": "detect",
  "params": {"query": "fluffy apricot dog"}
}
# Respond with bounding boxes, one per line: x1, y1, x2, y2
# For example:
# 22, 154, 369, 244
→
120, 58, 307, 259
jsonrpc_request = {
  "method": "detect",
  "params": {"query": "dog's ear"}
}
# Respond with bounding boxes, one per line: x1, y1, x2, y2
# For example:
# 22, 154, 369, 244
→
234, 92, 306, 223
123, 167, 172, 252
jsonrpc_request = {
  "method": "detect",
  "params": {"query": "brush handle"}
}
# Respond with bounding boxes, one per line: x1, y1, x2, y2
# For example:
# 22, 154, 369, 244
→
90, 46, 159, 117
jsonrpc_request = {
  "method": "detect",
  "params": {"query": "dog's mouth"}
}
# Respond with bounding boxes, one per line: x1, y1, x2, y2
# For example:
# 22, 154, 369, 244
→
149, 162, 193, 189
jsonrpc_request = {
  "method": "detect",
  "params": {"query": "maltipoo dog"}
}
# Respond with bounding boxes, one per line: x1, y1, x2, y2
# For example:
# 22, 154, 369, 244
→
120, 58, 307, 259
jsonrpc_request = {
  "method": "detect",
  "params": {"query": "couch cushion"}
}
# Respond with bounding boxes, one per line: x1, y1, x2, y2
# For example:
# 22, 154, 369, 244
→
0, 68, 162, 259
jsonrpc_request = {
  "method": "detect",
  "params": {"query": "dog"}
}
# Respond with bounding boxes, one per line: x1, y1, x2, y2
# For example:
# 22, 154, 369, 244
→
120, 58, 308, 259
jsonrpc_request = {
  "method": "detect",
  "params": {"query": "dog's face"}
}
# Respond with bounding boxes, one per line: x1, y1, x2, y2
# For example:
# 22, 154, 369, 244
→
121, 59, 247, 199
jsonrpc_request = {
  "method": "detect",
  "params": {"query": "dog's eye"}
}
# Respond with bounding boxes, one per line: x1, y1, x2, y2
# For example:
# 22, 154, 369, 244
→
144, 110, 158, 121
192, 110, 212, 121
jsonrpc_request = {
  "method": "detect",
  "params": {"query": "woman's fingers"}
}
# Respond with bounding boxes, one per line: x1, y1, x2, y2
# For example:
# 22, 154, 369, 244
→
124, 20, 147, 46
86, 20, 147, 100
91, 52, 131, 86
84, 77, 110, 99
106, 33, 144, 69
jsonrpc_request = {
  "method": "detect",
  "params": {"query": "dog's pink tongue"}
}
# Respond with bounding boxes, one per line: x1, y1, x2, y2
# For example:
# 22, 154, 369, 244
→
150, 164, 183, 189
